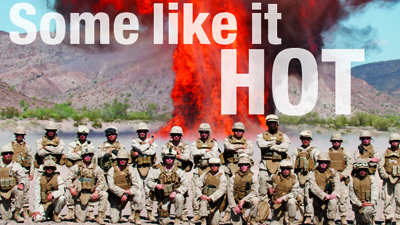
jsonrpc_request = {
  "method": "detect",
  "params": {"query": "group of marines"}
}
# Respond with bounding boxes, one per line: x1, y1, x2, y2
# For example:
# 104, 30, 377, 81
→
0, 114, 399, 225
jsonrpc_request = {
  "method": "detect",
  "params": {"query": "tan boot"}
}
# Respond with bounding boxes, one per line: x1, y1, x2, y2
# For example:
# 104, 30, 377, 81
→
147, 210, 156, 222
201, 217, 207, 225
328, 219, 335, 225
23, 207, 30, 219
249, 218, 258, 225
220, 211, 230, 222
135, 211, 142, 225
64, 208, 75, 220
13, 208, 24, 223
174, 217, 181, 225
181, 213, 188, 222
53, 213, 61, 223
128, 210, 135, 222
96, 212, 106, 225
191, 214, 200, 222
88, 211, 96, 221
396, 219, 400, 225
341, 216, 348, 225
289, 218, 295, 225
304, 216, 312, 224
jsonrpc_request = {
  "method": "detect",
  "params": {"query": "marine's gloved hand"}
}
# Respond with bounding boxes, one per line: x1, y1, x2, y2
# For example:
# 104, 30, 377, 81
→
103, 153, 111, 160
112, 150, 119, 155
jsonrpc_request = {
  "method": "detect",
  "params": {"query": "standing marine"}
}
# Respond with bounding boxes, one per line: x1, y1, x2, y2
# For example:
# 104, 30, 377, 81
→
227, 154, 259, 225
98, 126, 126, 173
1, 125, 33, 219
327, 132, 352, 225
307, 153, 340, 225
221, 122, 254, 222
66, 145, 108, 224
131, 122, 157, 222
35, 121, 66, 167
191, 123, 219, 222
256, 114, 290, 223
146, 149, 189, 225
378, 133, 400, 225
195, 157, 227, 225
64, 125, 95, 221
0, 145, 28, 222
350, 159, 378, 225
292, 130, 320, 224
354, 131, 379, 175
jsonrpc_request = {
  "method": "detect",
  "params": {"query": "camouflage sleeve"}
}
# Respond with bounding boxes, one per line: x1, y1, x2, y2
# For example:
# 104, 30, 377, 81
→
373, 146, 379, 158
195, 172, 206, 200
94, 167, 108, 192
33, 175, 42, 212
66, 164, 79, 189
256, 132, 274, 149
210, 174, 228, 203
311, 148, 320, 168
25, 143, 35, 176
331, 170, 341, 197
207, 141, 220, 159
291, 148, 299, 165
272, 133, 290, 153
52, 175, 66, 199
224, 138, 239, 152
53, 139, 65, 154
131, 138, 156, 155
348, 177, 362, 207
191, 141, 204, 157
14, 163, 28, 186
67, 141, 81, 161
378, 153, 390, 180
145, 167, 160, 192
370, 175, 378, 205
36, 139, 48, 156
227, 175, 237, 209
308, 171, 327, 201
238, 140, 253, 156
147, 141, 157, 156
353, 150, 361, 161
176, 169, 189, 195
107, 167, 125, 197
282, 175, 299, 202
97, 144, 107, 158
178, 144, 191, 161
242, 174, 258, 203
342, 149, 353, 178
129, 166, 141, 194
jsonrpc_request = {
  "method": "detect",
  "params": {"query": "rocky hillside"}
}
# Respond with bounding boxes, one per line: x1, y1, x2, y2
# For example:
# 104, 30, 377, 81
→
1, 30, 400, 117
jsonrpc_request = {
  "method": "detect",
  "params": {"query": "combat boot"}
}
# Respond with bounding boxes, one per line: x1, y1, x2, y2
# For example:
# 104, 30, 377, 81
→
64, 208, 75, 220
386, 219, 392, 225
220, 211, 230, 222
200, 217, 207, 225
341, 216, 348, 225
53, 213, 61, 223
96, 212, 106, 225
289, 218, 295, 225
128, 210, 135, 222
174, 217, 181, 225
13, 208, 24, 223
181, 213, 188, 222
249, 218, 258, 225
23, 207, 30, 219
88, 211, 96, 221
304, 216, 312, 224
135, 211, 142, 225
147, 210, 156, 222
295, 216, 304, 223
328, 219, 335, 225
396, 219, 400, 225
191, 214, 200, 222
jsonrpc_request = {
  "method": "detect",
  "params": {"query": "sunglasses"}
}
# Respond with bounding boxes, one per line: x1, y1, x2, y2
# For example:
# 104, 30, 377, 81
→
2, 152, 12, 156
360, 137, 370, 140
331, 140, 341, 143
138, 130, 148, 134
233, 130, 244, 132
199, 131, 209, 134
15, 134, 24, 137
239, 164, 250, 167
301, 138, 311, 141
210, 164, 220, 167
171, 134, 181, 137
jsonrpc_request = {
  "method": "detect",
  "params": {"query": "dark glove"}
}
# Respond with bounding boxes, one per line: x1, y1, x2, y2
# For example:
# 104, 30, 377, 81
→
112, 150, 118, 155
104, 153, 111, 159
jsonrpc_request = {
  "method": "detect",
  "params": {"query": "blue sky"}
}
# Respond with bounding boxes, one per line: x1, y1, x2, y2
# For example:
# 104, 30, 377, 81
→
0, 0, 399, 67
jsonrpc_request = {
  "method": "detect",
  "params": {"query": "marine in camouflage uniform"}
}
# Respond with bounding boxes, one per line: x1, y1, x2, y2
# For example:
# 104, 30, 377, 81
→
33, 160, 66, 222
190, 123, 219, 222
66, 145, 108, 224
291, 130, 320, 224
35, 121, 66, 168
107, 151, 142, 224
227, 155, 259, 225
161, 126, 191, 222
98, 126, 126, 173
146, 149, 189, 225
0, 145, 27, 222
221, 122, 254, 222
378, 133, 400, 225
268, 159, 299, 225
354, 131, 380, 175
350, 159, 378, 225
307, 153, 340, 225
1, 126, 33, 219
256, 114, 290, 224
195, 157, 227, 225
64, 125, 96, 221
326, 132, 353, 225
131, 122, 157, 222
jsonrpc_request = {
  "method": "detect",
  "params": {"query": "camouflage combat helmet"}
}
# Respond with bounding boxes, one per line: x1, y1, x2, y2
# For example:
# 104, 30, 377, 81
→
359, 131, 372, 139
389, 133, 400, 142
45, 121, 57, 131
238, 154, 251, 165
136, 123, 149, 132
198, 123, 211, 133
354, 159, 369, 170
14, 126, 26, 135
81, 145, 95, 156
300, 130, 312, 140
116, 151, 129, 159
317, 153, 331, 162
43, 159, 57, 168
280, 159, 293, 169
330, 132, 343, 142
232, 122, 245, 132
170, 126, 183, 135
1, 145, 13, 154
266, 114, 279, 125
105, 126, 119, 136
77, 125, 89, 134
208, 157, 221, 165
162, 149, 177, 158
